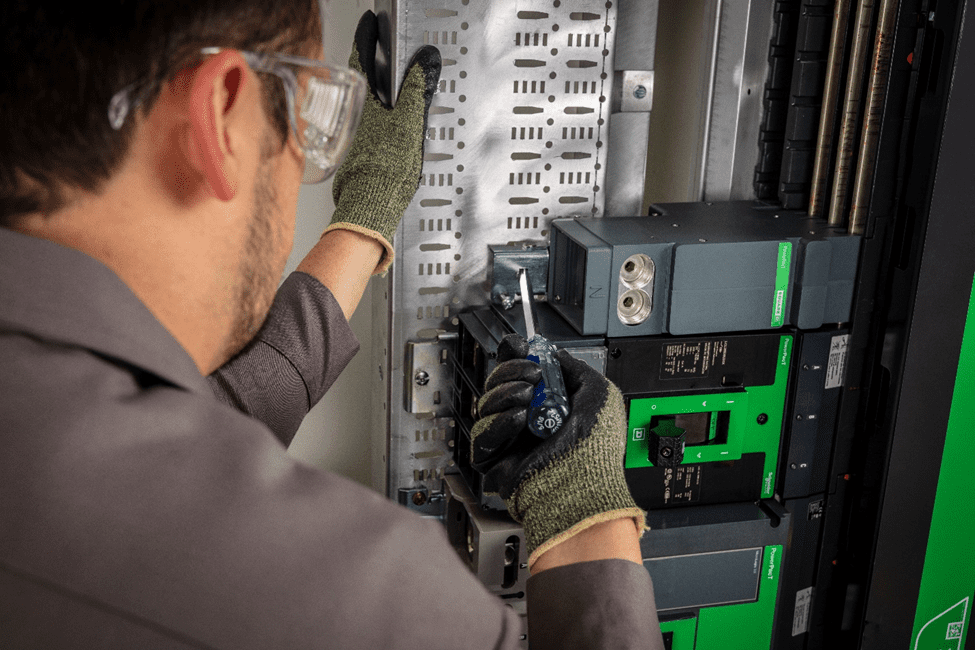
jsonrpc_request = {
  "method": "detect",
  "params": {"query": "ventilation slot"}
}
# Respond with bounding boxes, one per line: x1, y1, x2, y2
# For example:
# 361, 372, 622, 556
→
561, 126, 595, 140
565, 81, 596, 94
418, 218, 454, 231
420, 199, 452, 207
506, 217, 541, 229
420, 173, 454, 187
559, 172, 592, 185
509, 172, 542, 185
423, 31, 458, 45
415, 428, 447, 442
417, 263, 451, 276
413, 468, 445, 481
515, 32, 549, 46
427, 127, 456, 141
513, 80, 547, 94
416, 305, 450, 320
568, 34, 600, 47
511, 127, 544, 140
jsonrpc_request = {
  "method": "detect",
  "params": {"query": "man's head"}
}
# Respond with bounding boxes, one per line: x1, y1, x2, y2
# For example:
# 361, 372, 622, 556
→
1, 1, 328, 373
1, 1, 322, 221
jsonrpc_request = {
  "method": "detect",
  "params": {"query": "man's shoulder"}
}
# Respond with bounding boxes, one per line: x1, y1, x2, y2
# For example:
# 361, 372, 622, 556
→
0, 329, 505, 649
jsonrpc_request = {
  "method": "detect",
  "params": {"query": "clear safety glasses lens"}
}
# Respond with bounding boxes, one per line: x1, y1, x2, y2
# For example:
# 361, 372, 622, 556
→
290, 63, 366, 183
108, 50, 366, 184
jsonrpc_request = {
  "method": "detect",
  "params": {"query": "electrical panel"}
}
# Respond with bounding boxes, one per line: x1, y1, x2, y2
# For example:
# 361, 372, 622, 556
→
373, 0, 975, 648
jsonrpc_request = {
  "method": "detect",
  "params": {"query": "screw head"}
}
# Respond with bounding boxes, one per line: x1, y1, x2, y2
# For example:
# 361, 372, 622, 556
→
660, 446, 673, 458
633, 85, 647, 99
757, 413, 769, 425
414, 371, 430, 386
610, 347, 622, 359
412, 491, 428, 506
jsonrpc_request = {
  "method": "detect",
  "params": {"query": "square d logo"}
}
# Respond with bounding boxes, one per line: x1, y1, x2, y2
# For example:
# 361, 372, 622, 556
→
633, 427, 646, 441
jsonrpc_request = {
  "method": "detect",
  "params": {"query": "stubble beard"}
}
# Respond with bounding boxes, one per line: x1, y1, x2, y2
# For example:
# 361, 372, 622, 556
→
221, 135, 287, 361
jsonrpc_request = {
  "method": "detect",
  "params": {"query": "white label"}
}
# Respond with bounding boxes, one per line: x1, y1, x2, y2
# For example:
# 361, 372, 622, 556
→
825, 335, 850, 389
793, 586, 814, 636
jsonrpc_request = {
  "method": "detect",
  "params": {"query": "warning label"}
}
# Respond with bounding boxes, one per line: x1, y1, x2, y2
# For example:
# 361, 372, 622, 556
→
793, 587, 814, 636
660, 340, 730, 379
825, 335, 850, 389
662, 465, 703, 504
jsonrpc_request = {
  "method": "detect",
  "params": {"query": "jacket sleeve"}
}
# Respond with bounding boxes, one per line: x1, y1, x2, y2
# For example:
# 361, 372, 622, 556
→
526, 559, 665, 650
206, 272, 360, 446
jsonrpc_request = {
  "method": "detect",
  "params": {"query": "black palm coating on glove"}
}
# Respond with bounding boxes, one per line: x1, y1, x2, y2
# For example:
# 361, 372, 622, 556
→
473, 358, 540, 470
350, 11, 441, 144
472, 334, 615, 502
327, 11, 442, 273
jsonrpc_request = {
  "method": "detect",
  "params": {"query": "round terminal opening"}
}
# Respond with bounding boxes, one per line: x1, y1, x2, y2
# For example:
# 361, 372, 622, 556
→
619, 253, 655, 289
617, 289, 652, 325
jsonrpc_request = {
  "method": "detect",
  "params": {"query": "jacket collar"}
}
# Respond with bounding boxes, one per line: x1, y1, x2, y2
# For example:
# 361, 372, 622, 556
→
0, 227, 211, 396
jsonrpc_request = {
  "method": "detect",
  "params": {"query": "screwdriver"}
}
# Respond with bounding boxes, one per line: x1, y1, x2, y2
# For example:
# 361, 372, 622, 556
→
519, 269, 570, 438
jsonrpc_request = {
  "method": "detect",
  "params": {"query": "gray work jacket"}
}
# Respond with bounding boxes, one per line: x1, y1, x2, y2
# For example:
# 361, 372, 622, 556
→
0, 227, 662, 649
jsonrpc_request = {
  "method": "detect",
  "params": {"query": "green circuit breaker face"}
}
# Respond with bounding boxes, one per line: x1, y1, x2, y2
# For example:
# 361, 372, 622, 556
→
625, 336, 792, 499
657, 545, 784, 649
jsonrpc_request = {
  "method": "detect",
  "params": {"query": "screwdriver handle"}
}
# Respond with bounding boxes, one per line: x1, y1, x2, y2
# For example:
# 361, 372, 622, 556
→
526, 335, 570, 439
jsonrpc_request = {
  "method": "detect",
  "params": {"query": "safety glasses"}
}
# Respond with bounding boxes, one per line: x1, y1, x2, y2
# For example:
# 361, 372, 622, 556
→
108, 48, 366, 184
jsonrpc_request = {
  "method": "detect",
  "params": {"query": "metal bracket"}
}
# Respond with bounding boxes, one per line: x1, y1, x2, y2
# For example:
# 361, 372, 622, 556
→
397, 487, 446, 519
489, 245, 550, 309
405, 332, 457, 416
613, 70, 654, 113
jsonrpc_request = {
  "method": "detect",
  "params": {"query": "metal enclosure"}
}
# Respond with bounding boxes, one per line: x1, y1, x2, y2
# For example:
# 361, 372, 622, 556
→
372, 0, 657, 500
353, 1, 975, 648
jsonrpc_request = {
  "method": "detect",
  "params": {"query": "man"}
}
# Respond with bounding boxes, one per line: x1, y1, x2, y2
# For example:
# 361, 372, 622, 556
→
0, 2, 663, 648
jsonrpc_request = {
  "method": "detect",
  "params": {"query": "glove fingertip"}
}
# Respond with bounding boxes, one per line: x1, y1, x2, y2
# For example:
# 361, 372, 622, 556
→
497, 334, 530, 362
398, 45, 442, 106
351, 10, 381, 93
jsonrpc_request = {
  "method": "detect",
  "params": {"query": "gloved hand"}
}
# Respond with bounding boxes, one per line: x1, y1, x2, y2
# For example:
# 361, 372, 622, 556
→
471, 334, 645, 567
325, 10, 441, 275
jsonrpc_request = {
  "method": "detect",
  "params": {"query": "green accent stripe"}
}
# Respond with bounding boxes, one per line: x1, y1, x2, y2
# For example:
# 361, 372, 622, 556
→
772, 242, 792, 328
910, 273, 975, 649
658, 616, 697, 650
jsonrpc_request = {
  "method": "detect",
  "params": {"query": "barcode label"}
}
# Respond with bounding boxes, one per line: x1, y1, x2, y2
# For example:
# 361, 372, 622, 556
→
825, 335, 850, 389
793, 586, 814, 636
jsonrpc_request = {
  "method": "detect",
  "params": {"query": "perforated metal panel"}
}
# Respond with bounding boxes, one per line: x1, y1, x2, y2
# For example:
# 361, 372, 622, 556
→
372, 0, 651, 498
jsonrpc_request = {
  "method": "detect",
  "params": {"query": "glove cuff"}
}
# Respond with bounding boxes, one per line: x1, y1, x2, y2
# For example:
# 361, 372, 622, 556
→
332, 166, 413, 236
527, 508, 646, 570
321, 222, 395, 276
512, 421, 645, 559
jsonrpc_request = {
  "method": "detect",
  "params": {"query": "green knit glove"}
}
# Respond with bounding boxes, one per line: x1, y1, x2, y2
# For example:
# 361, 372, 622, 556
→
325, 10, 441, 275
471, 334, 645, 567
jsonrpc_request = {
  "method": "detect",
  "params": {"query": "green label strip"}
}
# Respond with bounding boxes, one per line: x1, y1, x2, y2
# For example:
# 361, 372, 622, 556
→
772, 242, 792, 327
910, 273, 975, 649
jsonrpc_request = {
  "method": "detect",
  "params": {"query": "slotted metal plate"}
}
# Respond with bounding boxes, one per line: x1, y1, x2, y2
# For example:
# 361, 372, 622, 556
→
376, 0, 620, 495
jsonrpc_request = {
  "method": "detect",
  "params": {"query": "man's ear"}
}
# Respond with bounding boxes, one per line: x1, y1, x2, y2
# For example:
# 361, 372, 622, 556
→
187, 50, 250, 201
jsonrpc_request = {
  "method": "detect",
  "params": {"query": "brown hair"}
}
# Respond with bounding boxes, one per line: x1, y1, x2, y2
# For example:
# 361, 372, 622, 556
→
0, 0, 322, 221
